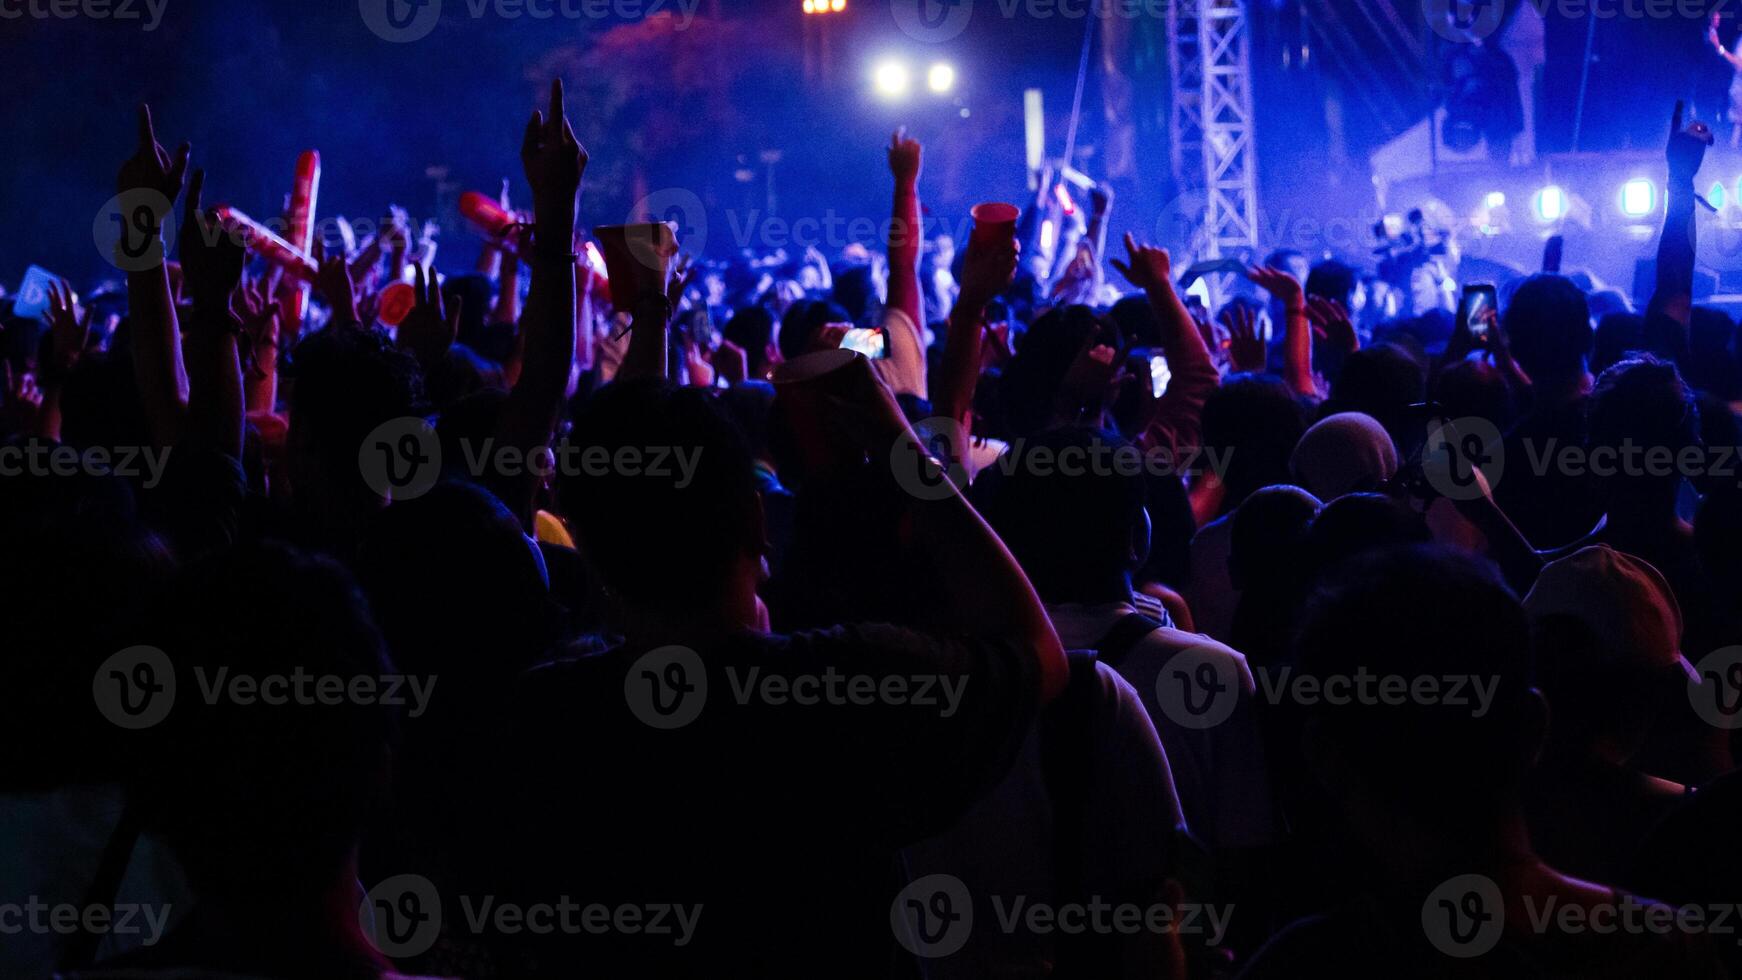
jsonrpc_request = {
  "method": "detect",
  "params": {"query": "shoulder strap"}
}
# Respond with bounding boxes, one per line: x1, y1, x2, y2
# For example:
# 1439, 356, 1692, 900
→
1093, 612, 1163, 670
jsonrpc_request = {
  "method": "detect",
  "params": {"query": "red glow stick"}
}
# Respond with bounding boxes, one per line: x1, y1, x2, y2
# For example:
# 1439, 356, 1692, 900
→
214, 205, 318, 283
285, 151, 321, 321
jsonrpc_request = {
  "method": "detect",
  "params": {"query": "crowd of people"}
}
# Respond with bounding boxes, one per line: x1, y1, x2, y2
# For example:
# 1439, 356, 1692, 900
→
6, 84, 1742, 978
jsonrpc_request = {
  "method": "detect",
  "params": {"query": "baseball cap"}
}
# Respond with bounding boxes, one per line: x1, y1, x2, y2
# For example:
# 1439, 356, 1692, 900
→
1522, 544, 1696, 682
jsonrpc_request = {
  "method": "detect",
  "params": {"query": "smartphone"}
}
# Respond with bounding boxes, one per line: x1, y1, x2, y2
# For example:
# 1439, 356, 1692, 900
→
1128, 349, 1172, 398
839, 327, 886, 359
1458, 283, 1497, 341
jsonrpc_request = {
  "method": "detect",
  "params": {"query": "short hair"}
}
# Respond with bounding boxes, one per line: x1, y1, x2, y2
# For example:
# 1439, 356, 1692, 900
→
1503, 274, 1592, 381
777, 298, 851, 363
1588, 355, 1700, 474
983, 425, 1146, 603
1199, 374, 1307, 509
559, 380, 762, 602
723, 305, 778, 376
286, 325, 426, 492
1295, 546, 1534, 822
1305, 259, 1358, 309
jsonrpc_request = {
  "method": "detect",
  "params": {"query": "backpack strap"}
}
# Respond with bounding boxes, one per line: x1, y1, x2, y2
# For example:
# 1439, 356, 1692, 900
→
1093, 612, 1163, 670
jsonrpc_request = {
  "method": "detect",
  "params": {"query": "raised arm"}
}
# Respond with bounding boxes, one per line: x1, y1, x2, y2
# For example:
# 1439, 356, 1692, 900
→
877, 128, 929, 400
1110, 234, 1219, 455
118, 105, 191, 450
1249, 264, 1316, 398
1648, 101, 1713, 329
490, 79, 585, 527
177, 168, 247, 460
933, 230, 1018, 427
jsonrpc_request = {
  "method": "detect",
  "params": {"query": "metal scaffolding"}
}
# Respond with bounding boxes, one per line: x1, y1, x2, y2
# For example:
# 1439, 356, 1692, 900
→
1168, 0, 1259, 265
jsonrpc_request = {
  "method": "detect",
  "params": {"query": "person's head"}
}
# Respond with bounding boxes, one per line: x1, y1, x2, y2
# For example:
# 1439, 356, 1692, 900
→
1686, 307, 1742, 399
1588, 355, 1700, 512
1503, 274, 1592, 384
559, 380, 764, 626
134, 543, 396, 895
1296, 546, 1541, 843
355, 480, 556, 696
1322, 343, 1425, 450
777, 298, 852, 363
723, 304, 780, 379
286, 326, 426, 527
1301, 492, 1431, 582
441, 272, 496, 352
1199, 374, 1308, 511
829, 264, 880, 327
1305, 259, 1358, 310
1431, 355, 1517, 431
1591, 311, 1645, 377
1229, 484, 1321, 592
1289, 412, 1400, 501
1524, 545, 1690, 761
983, 425, 1149, 605
1107, 293, 1163, 349
994, 304, 1122, 439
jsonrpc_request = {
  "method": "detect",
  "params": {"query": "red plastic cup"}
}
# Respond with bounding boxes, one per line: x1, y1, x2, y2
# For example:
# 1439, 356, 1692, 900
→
377, 281, 416, 326
213, 205, 318, 283
592, 222, 678, 311
969, 202, 1020, 249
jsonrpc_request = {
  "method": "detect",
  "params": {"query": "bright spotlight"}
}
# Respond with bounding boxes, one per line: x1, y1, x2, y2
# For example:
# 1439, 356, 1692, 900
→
1619, 179, 1656, 218
1484, 191, 1506, 209
1712, 181, 1729, 210
830, 0, 845, 10
1533, 185, 1567, 223
928, 63, 956, 94
873, 61, 910, 99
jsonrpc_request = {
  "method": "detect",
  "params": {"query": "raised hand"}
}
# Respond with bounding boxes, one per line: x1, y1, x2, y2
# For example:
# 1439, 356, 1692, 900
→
888, 126, 922, 185
1247, 264, 1305, 309
1668, 100, 1714, 186
1109, 232, 1172, 293
313, 241, 360, 326
177, 169, 245, 313
44, 281, 91, 379
959, 236, 1020, 307
521, 79, 588, 241
116, 104, 190, 207
397, 265, 459, 367
1221, 302, 1267, 373
1305, 296, 1357, 352
0, 363, 42, 436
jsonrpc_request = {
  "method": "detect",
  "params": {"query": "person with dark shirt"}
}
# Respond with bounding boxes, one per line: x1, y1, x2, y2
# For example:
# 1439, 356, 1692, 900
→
1239, 547, 1726, 979
457, 352, 1067, 974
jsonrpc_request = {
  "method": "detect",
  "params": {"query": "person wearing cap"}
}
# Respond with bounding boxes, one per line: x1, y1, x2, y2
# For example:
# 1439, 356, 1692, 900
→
1521, 544, 1698, 885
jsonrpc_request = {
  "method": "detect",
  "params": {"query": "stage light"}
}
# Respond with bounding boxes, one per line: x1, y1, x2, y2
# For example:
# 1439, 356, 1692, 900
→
1533, 185, 1567, 223
1712, 181, 1729, 210
928, 63, 956, 94
873, 60, 910, 99
1619, 179, 1656, 218
1484, 191, 1506, 209
830, 0, 845, 10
